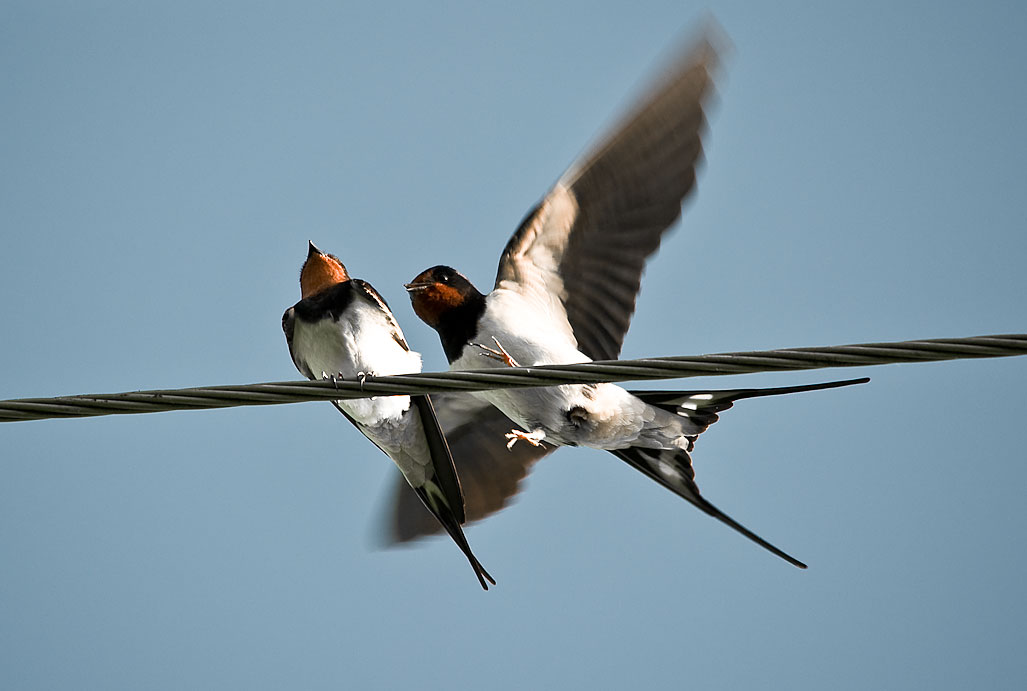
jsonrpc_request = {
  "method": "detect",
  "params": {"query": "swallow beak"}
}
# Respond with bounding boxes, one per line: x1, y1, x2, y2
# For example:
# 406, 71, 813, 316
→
404, 281, 431, 293
307, 241, 324, 259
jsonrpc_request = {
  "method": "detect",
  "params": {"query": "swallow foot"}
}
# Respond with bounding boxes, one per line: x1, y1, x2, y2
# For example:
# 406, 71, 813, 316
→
505, 428, 546, 450
354, 371, 379, 399
321, 371, 342, 390
473, 337, 520, 368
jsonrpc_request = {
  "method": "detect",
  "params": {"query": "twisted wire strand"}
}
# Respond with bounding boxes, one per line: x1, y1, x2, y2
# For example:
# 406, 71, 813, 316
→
1, 334, 1024, 423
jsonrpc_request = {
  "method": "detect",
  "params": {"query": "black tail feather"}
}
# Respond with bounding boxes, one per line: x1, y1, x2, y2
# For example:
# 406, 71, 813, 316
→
411, 395, 495, 590
631, 377, 869, 430
412, 395, 465, 523
413, 485, 496, 589
610, 446, 807, 568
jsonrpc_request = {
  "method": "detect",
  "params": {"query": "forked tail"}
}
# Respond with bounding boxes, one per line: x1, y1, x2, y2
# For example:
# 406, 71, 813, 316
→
612, 377, 869, 567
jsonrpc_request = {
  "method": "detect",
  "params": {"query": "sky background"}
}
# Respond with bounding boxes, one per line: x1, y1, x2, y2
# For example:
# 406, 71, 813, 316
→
2, 1, 1026, 689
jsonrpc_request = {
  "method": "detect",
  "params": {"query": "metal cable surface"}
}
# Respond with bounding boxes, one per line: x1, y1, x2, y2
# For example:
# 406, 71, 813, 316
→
1, 334, 1024, 423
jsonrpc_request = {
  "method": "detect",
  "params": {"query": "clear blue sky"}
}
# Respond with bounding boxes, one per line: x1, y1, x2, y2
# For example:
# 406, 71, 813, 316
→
2, 2, 1026, 689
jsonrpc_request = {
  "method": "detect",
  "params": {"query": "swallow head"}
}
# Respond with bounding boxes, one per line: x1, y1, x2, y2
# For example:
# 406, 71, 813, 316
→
405, 265, 481, 328
299, 241, 351, 298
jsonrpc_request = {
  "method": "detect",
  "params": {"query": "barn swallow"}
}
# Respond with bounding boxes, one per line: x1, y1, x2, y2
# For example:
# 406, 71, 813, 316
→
405, 266, 867, 568
393, 28, 868, 568
283, 241, 494, 589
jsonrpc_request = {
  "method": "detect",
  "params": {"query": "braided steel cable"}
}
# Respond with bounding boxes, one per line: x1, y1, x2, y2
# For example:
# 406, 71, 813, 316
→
1, 334, 1024, 423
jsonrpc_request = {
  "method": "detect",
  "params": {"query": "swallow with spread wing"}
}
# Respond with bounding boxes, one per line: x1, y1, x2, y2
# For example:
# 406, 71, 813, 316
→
283, 242, 494, 589
398, 29, 867, 568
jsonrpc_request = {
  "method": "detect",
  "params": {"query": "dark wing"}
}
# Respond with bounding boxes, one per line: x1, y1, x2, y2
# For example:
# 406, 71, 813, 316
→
281, 305, 314, 379
352, 278, 410, 351
383, 393, 554, 543
495, 27, 723, 361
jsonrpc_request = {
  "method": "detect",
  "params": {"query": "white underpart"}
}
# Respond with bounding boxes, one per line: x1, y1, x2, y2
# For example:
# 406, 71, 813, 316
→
291, 300, 432, 486
451, 288, 696, 451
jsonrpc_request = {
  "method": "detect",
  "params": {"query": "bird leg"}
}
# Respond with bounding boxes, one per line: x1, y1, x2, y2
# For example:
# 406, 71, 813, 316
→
505, 428, 546, 450
473, 337, 520, 368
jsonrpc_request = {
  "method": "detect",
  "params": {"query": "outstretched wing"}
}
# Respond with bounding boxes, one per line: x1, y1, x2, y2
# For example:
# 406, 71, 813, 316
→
495, 27, 723, 361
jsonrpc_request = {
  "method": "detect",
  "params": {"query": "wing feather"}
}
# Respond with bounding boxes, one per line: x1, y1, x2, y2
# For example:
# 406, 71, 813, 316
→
351, 278, 411, 351
495, 28, 722, 361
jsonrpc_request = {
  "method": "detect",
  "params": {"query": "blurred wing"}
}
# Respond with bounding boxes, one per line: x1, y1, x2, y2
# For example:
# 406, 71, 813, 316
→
495, 27, 722, 361
384, 393, 554, 543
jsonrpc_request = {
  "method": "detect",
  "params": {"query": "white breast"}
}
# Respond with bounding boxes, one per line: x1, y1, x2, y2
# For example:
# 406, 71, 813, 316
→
292, 300, 422, 424
451, 288, 649, 447
475, 288, 588, 366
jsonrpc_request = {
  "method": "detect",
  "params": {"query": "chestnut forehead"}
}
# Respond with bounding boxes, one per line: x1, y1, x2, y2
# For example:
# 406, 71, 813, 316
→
305, 253, 345, 272
308, 253, 341, 269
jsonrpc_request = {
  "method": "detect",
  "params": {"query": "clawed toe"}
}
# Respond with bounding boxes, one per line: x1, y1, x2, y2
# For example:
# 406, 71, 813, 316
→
504, 428, 546, 450
472, 337, 520, 368
321, 371, 342, 390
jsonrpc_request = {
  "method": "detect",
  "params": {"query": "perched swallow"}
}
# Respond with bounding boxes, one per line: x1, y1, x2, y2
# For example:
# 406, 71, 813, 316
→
283, 242, 494, 589
395, 28, 868, 568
